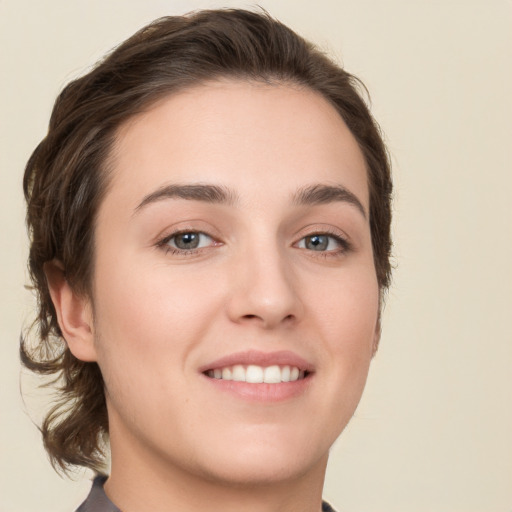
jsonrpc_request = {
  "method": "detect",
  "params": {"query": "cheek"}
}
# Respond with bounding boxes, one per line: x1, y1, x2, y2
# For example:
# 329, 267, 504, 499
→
309, 266, 379, 395
90, 254, 226, 385
95, 254, 213, 330
89, 261, 217, 425
311, 265, 379, 344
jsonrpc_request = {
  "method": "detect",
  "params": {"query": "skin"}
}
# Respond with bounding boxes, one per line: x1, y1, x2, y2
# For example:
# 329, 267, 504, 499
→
48, 80, 380, 512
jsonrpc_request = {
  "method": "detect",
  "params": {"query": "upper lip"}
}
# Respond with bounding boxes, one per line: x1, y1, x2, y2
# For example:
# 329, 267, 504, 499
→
199, 350, 314, 373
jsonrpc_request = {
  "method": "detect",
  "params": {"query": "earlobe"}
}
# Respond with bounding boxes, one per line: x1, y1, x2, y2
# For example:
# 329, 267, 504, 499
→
44, 260, 98, 362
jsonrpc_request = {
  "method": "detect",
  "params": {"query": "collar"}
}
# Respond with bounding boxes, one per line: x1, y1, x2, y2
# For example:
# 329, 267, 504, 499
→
76, 475, 337, 512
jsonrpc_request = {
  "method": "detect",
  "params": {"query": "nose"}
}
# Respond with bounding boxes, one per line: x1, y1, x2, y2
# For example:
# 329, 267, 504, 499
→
226, 245, 304, 329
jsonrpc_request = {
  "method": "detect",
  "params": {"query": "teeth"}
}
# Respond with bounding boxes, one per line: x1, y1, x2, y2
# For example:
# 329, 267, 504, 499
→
232, 365, 245, 381
263, 365, 281, 383
246, 365, 263, 383
208, 364, 306, 383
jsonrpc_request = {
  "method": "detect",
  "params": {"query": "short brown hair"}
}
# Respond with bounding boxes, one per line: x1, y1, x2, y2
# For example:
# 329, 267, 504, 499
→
22, 8, 392, 474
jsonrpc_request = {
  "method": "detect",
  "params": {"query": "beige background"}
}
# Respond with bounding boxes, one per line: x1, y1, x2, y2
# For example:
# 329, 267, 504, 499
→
1, 1, 511, 511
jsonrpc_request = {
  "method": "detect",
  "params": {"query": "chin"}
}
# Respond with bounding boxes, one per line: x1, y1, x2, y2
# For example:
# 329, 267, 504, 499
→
198, 452, 326, 487
185, 425, 332, 487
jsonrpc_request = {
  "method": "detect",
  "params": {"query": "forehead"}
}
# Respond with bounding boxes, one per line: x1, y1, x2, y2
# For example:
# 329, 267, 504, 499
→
105, 80, 369, 213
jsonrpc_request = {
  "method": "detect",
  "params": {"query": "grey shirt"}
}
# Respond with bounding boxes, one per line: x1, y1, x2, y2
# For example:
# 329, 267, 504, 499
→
76, 476, 119, 512
76, 475, 337, 512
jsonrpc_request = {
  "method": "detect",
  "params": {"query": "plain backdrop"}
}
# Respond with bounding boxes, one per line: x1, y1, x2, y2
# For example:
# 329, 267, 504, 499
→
1, 1, 511, 511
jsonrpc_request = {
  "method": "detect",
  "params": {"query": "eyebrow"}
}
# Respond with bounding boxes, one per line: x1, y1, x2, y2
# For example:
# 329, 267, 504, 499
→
134, 183, 239, 213
292, 184, 367, 218
134, 182, 366, 219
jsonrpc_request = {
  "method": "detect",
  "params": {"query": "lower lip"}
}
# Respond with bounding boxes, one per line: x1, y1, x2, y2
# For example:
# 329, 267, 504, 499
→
201, 374, 313, 402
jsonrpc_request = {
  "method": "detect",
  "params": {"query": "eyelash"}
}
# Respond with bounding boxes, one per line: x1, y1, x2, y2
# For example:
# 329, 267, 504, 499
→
296, 229, 352, 259
157, 230, 218, 256
156, 229, 351, 258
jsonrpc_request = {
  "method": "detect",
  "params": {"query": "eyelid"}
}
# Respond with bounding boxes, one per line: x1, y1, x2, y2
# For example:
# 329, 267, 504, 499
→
155, 224, 223, 256
158, 229, 216, 243
296, 234, 344, 249
292, 225, 353, 254
163, 231, 215, 249
153, 219, 221, 244
293, 224, 351, 244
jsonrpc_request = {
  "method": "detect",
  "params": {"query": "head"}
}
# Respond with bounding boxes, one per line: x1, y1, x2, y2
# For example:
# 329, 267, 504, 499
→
22, 8, 392, 476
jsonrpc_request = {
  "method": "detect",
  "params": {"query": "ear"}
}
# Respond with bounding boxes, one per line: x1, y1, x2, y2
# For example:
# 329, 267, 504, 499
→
44, 260, 98, 362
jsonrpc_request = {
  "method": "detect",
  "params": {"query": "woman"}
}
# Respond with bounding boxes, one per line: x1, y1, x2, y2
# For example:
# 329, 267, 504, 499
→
22, 8, 392, 511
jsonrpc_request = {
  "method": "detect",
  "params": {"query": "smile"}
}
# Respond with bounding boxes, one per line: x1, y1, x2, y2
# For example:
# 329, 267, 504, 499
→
199, 350, 314, 400
205, 365, 307, 383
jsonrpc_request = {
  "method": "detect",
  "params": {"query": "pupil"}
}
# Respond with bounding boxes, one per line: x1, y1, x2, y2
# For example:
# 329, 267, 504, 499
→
306, 235, 328, 251
176, 233, 199, 249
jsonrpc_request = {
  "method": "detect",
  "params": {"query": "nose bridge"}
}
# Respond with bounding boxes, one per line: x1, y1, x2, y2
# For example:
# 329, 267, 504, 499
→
227, 231, 302, 328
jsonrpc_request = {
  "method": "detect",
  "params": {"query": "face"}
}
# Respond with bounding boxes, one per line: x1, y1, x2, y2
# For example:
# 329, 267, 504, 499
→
87, 80, 380, 486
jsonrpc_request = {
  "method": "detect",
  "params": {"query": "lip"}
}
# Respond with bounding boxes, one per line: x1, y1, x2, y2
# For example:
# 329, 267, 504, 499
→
202, 377, 312, 402
198, 350, 315, 402
198, 349, 314, 373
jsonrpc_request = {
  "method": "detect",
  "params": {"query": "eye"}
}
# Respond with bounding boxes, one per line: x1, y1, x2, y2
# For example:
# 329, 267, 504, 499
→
296, 234, 346, 252
164, 231, 215, 251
